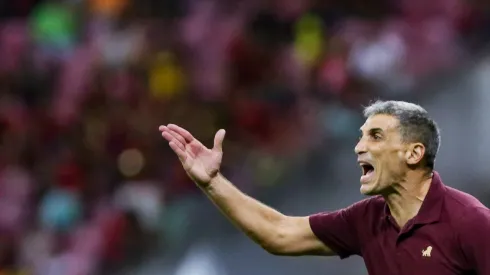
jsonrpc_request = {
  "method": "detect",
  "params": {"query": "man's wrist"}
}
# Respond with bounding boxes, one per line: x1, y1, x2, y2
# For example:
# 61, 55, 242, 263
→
202, 173, 224, 192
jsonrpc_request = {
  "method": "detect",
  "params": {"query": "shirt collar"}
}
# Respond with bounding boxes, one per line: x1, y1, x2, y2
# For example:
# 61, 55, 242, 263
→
383, 171, 446, 225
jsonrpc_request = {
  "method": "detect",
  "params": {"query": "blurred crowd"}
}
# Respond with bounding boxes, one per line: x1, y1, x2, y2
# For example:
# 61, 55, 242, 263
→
0, 0, 489, 274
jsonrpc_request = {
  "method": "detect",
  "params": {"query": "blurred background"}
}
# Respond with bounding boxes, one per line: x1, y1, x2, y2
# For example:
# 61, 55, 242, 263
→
0, 0, 489, 274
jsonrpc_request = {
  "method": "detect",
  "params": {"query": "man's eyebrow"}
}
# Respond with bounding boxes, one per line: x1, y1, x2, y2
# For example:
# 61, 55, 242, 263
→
359, 128, 384, 135
369, 128, 383, 133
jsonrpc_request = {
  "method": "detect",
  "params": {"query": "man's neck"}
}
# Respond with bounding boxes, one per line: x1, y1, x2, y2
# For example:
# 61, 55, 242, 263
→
384, 170, 433, 228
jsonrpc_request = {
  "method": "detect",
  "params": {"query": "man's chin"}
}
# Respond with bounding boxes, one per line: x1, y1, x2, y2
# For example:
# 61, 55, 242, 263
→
360, 183, 379, 196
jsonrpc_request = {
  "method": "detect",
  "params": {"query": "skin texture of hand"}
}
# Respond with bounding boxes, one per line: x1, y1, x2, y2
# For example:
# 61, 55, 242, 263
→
158, 124, 226, 187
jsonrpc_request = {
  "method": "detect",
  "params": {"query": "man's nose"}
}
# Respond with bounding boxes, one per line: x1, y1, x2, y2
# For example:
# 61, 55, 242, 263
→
355, 140, 367, 155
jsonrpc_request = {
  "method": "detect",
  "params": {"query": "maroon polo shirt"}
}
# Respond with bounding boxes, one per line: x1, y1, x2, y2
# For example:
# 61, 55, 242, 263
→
309, 172, 490, 275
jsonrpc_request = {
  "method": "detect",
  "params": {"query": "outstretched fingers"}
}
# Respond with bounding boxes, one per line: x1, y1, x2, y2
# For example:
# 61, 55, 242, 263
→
168, 124, 195, 143
159, 126, 186, 152
159, 124, 205, 163
168, 130, 187, 147
162, 132, 186, 152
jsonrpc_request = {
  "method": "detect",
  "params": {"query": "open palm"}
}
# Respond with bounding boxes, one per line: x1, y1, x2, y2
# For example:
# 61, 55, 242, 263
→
159, 124, 226, 186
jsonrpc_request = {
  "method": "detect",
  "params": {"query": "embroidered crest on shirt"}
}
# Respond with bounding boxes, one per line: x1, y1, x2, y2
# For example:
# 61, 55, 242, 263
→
422, 246, 432, 257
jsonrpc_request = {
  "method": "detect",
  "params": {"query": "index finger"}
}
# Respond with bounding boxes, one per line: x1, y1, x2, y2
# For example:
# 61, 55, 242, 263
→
167, 124, 195, 142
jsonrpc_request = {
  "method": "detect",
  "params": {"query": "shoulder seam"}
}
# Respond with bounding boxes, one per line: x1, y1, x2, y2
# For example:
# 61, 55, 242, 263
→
444, 189, 485, 209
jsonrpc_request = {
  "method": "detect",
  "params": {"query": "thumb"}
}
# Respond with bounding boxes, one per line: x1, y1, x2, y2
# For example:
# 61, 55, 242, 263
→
213, 129, 226, 153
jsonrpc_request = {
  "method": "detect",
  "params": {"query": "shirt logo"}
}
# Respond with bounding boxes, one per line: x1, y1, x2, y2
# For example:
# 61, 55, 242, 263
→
422, 246, 433, 257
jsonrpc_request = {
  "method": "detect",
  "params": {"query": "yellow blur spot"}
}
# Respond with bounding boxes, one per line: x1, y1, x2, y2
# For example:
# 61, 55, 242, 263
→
294, 14, 324, 67
149, 52, 186, 99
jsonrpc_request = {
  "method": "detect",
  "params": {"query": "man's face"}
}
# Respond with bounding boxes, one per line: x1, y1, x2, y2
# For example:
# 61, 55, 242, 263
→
355, 114, 409, 195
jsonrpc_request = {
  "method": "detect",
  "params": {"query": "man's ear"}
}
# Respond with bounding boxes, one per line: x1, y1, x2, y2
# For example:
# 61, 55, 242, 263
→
406, 143, 425, 166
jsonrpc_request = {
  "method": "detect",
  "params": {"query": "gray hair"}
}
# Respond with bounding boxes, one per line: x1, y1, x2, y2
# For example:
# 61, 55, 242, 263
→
363, 100, 441, 169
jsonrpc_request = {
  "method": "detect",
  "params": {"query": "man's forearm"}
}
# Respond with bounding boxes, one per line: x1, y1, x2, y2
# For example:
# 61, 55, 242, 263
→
201, 173, 286, 251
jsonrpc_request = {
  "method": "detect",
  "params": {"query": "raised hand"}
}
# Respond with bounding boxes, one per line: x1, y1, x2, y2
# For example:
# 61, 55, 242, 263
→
158, 124, 226, 187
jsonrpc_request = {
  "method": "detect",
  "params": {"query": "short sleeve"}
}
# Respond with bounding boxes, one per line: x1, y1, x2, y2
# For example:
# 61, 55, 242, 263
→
458, 207, 490, 274
309, 199, 373, 259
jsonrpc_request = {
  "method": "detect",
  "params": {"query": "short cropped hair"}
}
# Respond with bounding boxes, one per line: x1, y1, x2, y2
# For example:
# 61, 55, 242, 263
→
363, 100, 441, 169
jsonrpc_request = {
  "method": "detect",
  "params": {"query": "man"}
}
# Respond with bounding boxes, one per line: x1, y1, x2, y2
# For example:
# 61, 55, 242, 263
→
158, 100, 490, 274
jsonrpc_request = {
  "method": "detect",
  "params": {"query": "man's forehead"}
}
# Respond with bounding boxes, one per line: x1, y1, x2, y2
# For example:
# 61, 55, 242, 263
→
360, 114, 400, 132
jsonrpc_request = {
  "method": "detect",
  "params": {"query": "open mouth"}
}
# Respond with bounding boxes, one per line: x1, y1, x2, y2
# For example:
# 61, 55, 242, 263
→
359, 162, 375, 183
361, 163, 375, 176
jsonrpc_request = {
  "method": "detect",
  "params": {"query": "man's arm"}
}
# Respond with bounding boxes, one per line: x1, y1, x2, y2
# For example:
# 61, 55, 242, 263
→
204, 173, 334, 256
159, 124, 353, 257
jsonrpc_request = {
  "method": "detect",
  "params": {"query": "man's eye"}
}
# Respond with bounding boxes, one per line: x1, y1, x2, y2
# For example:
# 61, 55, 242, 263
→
372, 134, 382, 140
